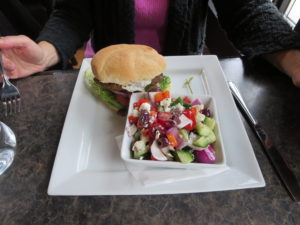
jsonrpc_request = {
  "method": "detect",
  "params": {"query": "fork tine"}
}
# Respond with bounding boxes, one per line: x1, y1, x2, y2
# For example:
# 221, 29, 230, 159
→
3, 101, 7, 116
7, 99, 12, 115
12, 98, 16, 113
0, 51, 21, 115
17, 98, 21, 113
1, 98, 21, 116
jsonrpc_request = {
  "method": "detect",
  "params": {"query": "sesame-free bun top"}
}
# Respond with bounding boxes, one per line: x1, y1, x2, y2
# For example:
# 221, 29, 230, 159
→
91, 44, 166, 86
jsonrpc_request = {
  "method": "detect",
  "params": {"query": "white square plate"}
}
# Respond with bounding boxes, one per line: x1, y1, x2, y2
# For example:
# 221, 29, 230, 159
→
121, 93, 226, 169
48, 55, 265, 195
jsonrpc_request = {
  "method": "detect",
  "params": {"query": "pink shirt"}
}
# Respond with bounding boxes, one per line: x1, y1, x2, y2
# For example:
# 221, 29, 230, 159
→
85, 0, 169, 57
134, 0, 169, 53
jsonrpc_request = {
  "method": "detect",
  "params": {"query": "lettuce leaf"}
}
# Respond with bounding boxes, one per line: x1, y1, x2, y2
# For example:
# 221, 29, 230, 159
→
84, 68, 125, 110
159, 75, 171, 91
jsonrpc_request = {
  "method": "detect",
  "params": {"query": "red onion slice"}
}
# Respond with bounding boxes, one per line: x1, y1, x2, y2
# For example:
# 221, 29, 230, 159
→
191, 99, 201, 106
111, 90, 131, 97
166, 127, 183, 146
194, 145, 216, 163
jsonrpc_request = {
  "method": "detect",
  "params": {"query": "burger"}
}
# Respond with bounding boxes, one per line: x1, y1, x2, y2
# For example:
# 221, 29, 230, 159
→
85, 44, 170, 114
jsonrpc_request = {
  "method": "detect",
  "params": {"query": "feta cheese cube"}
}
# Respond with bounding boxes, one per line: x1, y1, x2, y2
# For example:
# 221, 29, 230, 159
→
139, 102, 151, 112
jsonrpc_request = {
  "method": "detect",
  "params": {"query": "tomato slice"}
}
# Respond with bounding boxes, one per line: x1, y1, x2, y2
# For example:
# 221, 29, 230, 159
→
116, 95, 130, 106
183, 96, 191, 104
133, 102, 139, 108
133, 99, 149, 108
138, 99, 148, 107
128, 116, 138, 125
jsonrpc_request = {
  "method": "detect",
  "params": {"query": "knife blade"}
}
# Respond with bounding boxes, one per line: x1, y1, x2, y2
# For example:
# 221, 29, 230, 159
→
228, 81, 300, 202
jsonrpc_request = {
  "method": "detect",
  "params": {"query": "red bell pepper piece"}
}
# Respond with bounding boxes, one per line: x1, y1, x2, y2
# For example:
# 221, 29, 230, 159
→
182, 109, 196, 130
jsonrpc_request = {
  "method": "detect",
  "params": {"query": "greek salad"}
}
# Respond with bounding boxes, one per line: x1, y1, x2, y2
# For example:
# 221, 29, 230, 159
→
126, 91, 218, 164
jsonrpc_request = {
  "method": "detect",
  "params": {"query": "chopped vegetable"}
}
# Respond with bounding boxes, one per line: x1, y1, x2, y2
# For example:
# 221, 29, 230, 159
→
183, 96, 191, 104
128, 116, 138, 125
173, 150, 194, 163
170, 97, 184, 107
194, 145, 216, 163
154, 90, 170, 102
132, 140, 149, 159
134, 99, 149, 108
151, 140, 168, 161
167, 133, 178, 147
191, 99, 201, 106
182, 109, 196, 130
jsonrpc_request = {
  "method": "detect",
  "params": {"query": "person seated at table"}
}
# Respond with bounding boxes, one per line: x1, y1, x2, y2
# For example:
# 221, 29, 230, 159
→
0, 0, 300, 87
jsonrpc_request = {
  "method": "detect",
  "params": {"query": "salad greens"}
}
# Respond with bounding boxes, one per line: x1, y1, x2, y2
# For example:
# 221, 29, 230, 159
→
84, 68, 125, 110
159, 75, 171, 91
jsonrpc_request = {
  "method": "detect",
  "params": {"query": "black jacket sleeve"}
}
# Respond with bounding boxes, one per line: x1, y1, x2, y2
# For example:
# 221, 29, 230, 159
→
36, 0, 93, 68
212, 0, 300, 57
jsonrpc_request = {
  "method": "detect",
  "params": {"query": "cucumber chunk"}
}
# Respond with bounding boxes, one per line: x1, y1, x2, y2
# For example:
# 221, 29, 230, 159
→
204, 117, 216, 130
196, 112, 206, 123
193, 136, 210, 148
173, 150, 194, 163
196, 123, 212, 136
206, 131, 216, 143
179, 129, 189, 142
193, 131, 216, 148
132, 140, 149, 159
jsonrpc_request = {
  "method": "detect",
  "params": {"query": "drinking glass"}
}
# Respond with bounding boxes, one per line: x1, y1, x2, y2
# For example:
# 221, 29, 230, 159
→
0, 122, 16, 175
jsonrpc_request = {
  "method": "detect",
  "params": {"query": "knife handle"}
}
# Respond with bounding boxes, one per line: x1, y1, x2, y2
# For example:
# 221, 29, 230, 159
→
228, 81, 257, 126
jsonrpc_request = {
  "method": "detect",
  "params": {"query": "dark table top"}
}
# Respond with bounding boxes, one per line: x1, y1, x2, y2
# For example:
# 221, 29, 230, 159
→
0, 57, 299, 225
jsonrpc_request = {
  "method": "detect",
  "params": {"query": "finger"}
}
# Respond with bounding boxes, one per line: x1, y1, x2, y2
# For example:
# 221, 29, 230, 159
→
2, 56, 16, 72
7, 70, 20, 79
2, 64, 22, 79
291, 72, 300, 88
0, 35, 32, 49
7, 68, 31, 79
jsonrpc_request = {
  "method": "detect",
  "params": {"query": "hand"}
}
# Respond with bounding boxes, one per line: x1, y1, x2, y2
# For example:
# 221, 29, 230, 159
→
0, 35, 59, 79
263, 49, 300, 87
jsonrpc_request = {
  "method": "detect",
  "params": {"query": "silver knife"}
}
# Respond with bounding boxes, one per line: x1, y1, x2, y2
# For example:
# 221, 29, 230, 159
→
228, 81, 300, 202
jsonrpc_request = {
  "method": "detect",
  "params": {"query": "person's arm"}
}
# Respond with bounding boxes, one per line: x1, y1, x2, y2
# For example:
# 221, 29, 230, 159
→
38, 41, 60, 69
263, 49, 300, 87
212, 0, 300, 86
36, 0, 93, 69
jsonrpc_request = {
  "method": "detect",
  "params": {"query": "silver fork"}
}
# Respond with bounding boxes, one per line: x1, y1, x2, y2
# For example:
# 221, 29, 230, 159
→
0, 51, 21, 116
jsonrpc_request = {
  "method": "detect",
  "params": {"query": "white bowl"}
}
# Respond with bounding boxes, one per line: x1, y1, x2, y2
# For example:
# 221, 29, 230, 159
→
120, 92, 227, 169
